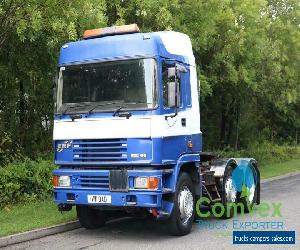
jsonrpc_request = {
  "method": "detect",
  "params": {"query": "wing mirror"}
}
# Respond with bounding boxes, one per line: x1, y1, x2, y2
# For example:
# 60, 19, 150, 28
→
167, 64, 187, 79
167, 81, 179, 108
166, 64, 186, 108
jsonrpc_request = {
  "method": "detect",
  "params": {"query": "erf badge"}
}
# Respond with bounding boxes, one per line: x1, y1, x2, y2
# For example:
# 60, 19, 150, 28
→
57, 140, 72, 152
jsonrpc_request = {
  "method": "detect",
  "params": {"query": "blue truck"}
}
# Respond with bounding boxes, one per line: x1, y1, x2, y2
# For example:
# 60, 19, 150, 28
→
52, 24, 260, 236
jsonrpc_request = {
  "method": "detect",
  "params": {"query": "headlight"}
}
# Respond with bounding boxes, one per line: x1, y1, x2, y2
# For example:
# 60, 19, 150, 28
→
134, 177, 148, 189
53, 176, 71, 187
134, 176, 159, 189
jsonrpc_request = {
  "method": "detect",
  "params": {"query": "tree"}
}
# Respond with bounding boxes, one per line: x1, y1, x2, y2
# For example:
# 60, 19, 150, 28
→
0, 0, 107, 163
0, 0, 299, 164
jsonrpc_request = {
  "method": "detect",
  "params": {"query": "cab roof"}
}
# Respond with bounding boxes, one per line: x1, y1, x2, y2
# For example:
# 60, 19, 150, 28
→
58, 31, 195, 67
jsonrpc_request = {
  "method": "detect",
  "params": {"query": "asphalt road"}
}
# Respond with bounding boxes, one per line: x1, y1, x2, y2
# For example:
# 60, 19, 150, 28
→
3, 173, 300, 250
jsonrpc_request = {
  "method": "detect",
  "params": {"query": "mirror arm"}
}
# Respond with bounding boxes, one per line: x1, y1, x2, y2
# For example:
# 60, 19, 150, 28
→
164, 104, 178, 120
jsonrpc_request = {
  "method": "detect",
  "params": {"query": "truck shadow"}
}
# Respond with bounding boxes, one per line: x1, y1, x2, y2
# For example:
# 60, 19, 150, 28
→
76, 214, 236, 241
91, 217, 169, 239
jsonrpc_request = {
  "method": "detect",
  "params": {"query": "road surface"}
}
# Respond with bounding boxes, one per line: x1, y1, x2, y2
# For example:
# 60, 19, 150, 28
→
3, 173, 300, 250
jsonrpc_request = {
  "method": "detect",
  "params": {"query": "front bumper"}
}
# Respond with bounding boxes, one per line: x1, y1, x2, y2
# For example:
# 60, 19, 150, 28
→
53, 168, 174, 213
54, 189, 162, 208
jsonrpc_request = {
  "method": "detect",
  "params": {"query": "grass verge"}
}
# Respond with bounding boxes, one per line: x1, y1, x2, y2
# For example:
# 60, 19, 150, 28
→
0, 200, 76, 237
260, 158, 300, 179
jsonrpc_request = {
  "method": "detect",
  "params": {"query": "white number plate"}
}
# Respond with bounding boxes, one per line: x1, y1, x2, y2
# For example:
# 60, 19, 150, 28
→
87, 195, 111, 204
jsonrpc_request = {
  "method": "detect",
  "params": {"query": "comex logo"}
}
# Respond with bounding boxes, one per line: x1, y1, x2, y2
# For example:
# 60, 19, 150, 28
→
57, 140, 72, 152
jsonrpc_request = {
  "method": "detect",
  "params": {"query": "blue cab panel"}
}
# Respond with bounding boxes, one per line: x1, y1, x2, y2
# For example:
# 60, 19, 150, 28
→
54, 135, 202, 166
59, 32, 187, 66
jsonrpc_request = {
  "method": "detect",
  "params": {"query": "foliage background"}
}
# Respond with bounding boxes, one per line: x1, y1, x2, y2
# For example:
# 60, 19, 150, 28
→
0, 159, 55, 207
0, 0, 299, 165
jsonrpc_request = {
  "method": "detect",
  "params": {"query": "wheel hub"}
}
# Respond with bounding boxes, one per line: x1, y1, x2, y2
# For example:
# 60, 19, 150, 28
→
225, 177, 237, 202
248, 183, 255, 203
178, 186, 193, 224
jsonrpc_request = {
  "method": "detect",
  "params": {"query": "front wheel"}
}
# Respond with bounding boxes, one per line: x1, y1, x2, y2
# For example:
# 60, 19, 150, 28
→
165, 172, 195, 236
76, 205, 106, 229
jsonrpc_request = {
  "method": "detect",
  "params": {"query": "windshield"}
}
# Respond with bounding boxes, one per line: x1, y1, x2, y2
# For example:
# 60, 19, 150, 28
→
56, 58, 157, 114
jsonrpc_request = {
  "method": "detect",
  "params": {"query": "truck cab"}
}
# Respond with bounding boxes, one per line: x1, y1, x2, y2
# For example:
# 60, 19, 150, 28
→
52, 24, 260, 236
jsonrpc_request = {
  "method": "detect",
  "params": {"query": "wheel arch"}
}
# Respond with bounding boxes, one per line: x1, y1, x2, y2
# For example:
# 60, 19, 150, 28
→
173, 153, 201, 195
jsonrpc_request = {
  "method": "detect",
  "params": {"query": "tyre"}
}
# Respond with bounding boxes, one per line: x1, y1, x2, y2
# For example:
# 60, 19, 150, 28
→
221, 166, 237, 219
76, 205, 106, 229
165, 172, 195, 236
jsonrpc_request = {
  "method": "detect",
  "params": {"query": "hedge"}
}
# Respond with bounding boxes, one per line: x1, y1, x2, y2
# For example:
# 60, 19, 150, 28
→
215, 142, 300, 165
0, 159, 56, 208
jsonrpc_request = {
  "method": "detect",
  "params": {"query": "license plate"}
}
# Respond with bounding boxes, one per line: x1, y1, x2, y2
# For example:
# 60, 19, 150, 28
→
87, 195, 111, 204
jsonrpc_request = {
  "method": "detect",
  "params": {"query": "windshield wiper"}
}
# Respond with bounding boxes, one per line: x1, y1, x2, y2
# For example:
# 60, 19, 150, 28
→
61, 103, 91, 115
112, 102, 152, 117
112, 104, 124, 117
113, 103, 133, 118
88, 101, 122, 114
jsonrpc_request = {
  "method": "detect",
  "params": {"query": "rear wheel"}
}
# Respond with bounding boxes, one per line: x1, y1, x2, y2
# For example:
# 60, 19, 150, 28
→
76, 206, 106, 229
165, 172, 195, 236
240, 164, 258, 213
221, 166, 237, 219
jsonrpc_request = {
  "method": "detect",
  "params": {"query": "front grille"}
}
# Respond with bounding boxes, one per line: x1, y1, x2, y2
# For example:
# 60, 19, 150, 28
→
73, 139, 127, 162
78, 175, 109, 189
